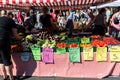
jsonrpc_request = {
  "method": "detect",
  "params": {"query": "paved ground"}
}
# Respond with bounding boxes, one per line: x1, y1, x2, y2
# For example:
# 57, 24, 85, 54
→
0, 76, 120, 80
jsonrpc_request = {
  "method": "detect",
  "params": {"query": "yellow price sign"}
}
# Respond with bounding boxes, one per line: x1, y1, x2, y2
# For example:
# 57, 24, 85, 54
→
110, 46, 120, 62
96, 47, 107, 61
83, 47, 93, 60
109, 46, 120, 51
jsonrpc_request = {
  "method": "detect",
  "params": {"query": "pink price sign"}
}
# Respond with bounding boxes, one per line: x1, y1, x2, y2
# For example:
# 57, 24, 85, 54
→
42, 48, 54, 63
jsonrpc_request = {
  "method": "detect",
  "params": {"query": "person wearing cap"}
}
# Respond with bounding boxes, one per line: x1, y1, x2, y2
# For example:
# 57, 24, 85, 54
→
0, 10, 22, 80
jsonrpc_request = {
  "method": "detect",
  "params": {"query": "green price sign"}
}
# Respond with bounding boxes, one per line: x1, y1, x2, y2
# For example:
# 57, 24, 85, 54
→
30, 46, 41, 55
56, 48, 66, 54
81, 38, 90, 43
69, 48, 80, 62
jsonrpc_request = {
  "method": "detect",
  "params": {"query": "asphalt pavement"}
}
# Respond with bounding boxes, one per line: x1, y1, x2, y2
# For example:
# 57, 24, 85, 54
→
0, 76, 120, 80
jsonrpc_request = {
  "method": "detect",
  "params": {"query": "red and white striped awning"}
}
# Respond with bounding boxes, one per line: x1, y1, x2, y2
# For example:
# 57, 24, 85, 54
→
0, 0, 67, 4
30, 0, 115, 7
29, 0, 115, 10
31, 0, 96, 7
0, 0, 115, 10
0, 0, 115, 5
8, 0, 95, 10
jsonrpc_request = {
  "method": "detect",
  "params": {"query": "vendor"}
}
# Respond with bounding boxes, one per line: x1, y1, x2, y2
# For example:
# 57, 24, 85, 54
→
40, 6, 54, 35
85, 8, 107, 36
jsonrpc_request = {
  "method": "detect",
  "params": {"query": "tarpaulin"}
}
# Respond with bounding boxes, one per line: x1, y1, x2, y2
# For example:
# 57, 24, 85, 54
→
4, 52, 119, 79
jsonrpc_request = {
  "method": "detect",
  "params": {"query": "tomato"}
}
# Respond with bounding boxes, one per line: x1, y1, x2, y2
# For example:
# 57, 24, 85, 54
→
91, 35, 100, 38
68, 43, 78, 48
56, 42, 66, 48
91, 40, 107, 47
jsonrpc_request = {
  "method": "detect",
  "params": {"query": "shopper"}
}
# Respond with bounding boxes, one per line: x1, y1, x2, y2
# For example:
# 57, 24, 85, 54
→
109, 14, 118, 38
111, 9, 120, 30
66, 10, 74, 36
13, 14, 18, 24
24, 12, 32, 33
106, 7, 111, 23
36, 11, 42, 29
17, 10, 23, 25
105, 7, 111, 35
111, 9, 120, 40
40, 6, 54, 35
29, 9, 36, 29
50, 8, 57, 22
0, 10, 22, 80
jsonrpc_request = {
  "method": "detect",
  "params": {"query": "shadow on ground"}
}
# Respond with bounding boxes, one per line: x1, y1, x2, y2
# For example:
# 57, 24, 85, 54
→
0, 76, 120, 80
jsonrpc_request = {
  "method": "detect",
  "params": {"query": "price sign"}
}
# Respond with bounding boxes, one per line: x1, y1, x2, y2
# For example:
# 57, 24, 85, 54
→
56, 48, 66, 54
110, 46, 120, 61
109, 46, 120, 51
67, 38, 79, 43
32, 55, 41, 61
96, 47, 107, 61
81, 38, 90, 43
69, 48, 80, 62
83, 47, 93, 60
31, 46, 41, 55
42, 48, 54, 63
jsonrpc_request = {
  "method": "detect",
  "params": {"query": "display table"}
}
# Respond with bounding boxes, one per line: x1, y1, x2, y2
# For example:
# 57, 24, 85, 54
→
0, 52, 119, 79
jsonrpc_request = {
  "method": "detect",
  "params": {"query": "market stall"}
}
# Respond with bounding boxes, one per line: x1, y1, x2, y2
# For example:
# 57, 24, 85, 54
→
0, 0, 119, 79
9, 32, 120, 79
8, 51, 119, 78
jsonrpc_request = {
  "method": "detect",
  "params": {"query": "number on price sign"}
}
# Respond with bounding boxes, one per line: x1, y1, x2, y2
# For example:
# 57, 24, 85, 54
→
42, 48, 54, 63
110, 46, 120, 62
31, 47, 41, 55
96, 47, 107, 61
69, 48, 80, 62
83, 47, 93, 60
30, 46, 41, 60
56, 48, 66, 54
